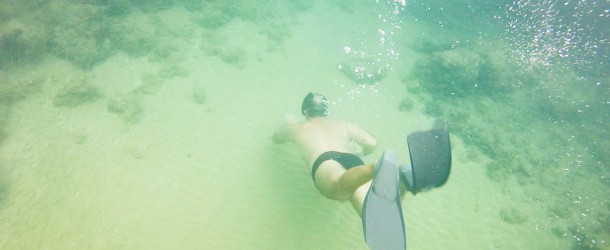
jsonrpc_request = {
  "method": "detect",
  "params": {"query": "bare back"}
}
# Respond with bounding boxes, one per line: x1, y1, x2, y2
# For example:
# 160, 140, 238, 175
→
273, 117, 376, 170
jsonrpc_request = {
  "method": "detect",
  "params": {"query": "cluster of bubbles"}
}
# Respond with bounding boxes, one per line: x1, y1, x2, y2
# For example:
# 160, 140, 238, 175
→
377, 0, 406, 61
504, 0, 609, 73
502, 2, 609, 248
340, 0, 407, 92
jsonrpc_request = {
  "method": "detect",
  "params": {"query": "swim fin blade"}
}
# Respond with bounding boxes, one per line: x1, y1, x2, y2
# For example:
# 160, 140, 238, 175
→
404, 128, 452, 194
362, 150, 406, 250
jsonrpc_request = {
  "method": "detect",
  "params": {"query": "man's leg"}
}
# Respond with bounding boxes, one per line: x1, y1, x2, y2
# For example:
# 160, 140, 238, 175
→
350, 181, 371, 216
316, 162, 375, 201
334, 162, 375, 197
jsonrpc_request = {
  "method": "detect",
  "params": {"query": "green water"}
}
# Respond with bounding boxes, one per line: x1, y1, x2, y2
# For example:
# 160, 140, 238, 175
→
0, 0, 608, 249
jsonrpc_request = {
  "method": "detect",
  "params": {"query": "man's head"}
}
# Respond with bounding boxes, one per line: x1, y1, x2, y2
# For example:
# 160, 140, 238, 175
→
301, 92, 329, 118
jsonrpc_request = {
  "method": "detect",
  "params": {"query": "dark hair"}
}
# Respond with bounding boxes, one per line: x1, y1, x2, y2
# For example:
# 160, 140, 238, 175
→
301, 92, 329, 117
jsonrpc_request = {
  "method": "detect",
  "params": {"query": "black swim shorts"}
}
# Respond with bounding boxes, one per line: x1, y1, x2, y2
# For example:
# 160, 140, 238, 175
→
311, 151, 365, 181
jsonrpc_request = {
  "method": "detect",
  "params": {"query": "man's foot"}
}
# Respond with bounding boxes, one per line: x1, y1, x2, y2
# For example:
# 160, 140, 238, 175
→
399, 164, 415, 193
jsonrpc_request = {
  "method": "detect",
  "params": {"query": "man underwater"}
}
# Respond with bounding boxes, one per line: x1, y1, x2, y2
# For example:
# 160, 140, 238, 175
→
273, 92, 403, 215
272, 92, 451, 249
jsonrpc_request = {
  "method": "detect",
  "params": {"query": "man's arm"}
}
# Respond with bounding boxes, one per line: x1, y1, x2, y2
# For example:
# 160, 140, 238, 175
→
272, 124, 295, 144
346, 122, 377, 156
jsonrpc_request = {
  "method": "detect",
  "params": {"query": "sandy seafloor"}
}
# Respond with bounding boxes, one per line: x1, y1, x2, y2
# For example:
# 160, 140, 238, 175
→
0, 1, 608, 249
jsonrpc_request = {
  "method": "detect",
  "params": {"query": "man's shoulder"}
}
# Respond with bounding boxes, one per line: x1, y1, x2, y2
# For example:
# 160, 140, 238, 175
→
332, 119, 354, 127
322, 117, 348, 124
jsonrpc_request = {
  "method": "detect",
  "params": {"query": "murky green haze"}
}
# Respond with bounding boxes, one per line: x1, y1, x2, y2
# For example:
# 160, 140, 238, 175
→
0, 0, 608, 249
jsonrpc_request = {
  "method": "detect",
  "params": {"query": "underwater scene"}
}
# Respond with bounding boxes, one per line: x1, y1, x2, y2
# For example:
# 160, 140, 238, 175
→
0, 0, 608, 249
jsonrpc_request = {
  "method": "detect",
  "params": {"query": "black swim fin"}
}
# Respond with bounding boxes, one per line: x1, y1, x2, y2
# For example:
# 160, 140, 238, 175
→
361, 129, 451, 249
362, 150, 406, 250
401, 129, 452, 194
